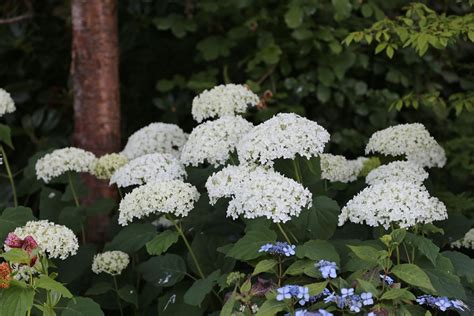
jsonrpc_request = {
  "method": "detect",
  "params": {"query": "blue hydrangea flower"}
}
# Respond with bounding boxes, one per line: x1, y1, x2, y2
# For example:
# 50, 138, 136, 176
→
276, 285, 310, 305
292, 309, 333, 316
309, 288, 331, 303
259, 242, 296, 256
361, 292, 374, 306
367, 313, 376, 316
379, 274, 394, 285
315, 260, 338, 279
416, 295, 467, 312
341, 288, 354, 298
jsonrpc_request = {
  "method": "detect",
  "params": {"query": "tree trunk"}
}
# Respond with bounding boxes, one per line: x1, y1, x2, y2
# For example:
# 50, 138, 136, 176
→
71, 0, 120, 242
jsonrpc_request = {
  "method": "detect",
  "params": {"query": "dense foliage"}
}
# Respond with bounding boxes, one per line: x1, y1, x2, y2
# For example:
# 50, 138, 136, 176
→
1, 0, 474, 315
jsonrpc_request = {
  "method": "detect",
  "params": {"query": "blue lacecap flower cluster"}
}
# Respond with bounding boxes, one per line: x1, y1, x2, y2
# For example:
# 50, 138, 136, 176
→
259, 242, 296, 256
416, 295, 468, 312
292, 308, 334, 316
276, 285, 310, 305
324, 288, 374, 313
315, 260, 338, 279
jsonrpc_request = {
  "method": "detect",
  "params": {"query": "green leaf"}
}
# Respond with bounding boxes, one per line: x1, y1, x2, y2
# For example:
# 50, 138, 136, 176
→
405, 233, 439, 266
332, 0, 352, 21
255, 299, 287, 316
146, 230, 179, 256
442, 251, 474, 282
184, 270, 221, 306
35, 275, 73, 298
285, 260, 319, 278
381, 288, 416, 301
252, 259, 277, 276
104, 223, 155, 254
357, 279, 379, 296
118, 284, 138, 307
85, 198, 116, 216
0, 248, 31, 264
220, 286, 237, 316
138, 254, 187, 287
61, 297, 104, 316
226, 228, 276, 260
347, 245, 381, 264
0, 283, 34, 316
0, 123, 13, 148
306, 281, 328, 296
157, 284, 202, 315
291, 196, 339, 240
0, 206, 36, 241
391, 264, 435, 292
58, 206, 85, 233
85, 282, 113, 296
57, 244, 97, 283
296, 240, 340, 264
284, 5, 303, 29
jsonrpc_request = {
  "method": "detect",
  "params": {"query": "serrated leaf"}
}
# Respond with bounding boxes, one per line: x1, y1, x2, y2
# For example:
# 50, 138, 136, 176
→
61, 297, 104, 316
184, 270, 220, 306
381, 288, 416, 301
146, 230, 179, 256
307, 281, 328, 296
252, 259, 277, 276
0, 284, 34, 316
35, 275, 73, 298
391, 264, 435, 292
347, 245, 381, 264
296, 240, 340, 264
226, 228, 276, 260
0, 248, 30, 265
405, 233, 439, 266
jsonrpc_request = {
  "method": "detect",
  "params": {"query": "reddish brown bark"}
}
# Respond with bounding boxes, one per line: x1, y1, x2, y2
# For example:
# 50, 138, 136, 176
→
71, 0, 120, 242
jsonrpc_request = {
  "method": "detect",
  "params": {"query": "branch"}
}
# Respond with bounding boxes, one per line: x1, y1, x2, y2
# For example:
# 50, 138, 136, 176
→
0, 13, 33, 25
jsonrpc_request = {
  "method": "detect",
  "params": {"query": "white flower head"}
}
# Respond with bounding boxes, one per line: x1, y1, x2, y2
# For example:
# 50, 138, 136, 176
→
192, 84, 259, 123
320, 154, 367, 183
92, 251, 130, 275
181, 116, 253, 167
121, 123, 188, 160
110, 153, 186, 188
9, 220, 79, 260
35, 147, 97, 183
338, 181, 447, 229
451, 228, 474, 249
206, 165, 312, 223
0, 88, 15, 117
238, 113, 330, 166
92, 153, 128, 180
365, 123, 446, 168
118, 180, 200, 226
366, 161, 429, 186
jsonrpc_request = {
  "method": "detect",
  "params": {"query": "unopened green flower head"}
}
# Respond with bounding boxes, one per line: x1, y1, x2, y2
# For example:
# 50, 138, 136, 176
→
358, 157, 381, 177
92, 153, 128, 180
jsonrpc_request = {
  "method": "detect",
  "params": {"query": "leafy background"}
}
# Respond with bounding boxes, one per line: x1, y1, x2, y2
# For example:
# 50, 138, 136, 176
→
1, 0, 474, 314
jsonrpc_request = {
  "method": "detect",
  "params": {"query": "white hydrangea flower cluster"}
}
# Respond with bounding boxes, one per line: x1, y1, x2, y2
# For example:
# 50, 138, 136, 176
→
9, 220, 79, 260
366, 161, 429, 186
0, 88, 15, 117
121, 123, 188, 160
35, 147, 97, 183
110, 153, 186, 188
320, 154, 367, 183
338, 181, 447, 229
206, 165, 312, 223
92, 251, 130, 276
181, 116, 253, 167
237, 113, 330, 166
451, 228, 474, 249
118, 180, 200, 225
191, 84, 259, 123
365, 123, 446, 168
91, 153, 128, 180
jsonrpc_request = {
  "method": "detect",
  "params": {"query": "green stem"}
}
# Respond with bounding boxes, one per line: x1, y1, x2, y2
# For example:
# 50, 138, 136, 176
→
68, 172, 86, 244
0, 144, 17, 207
167, 215, 205, 279
113, 275, 124, 316
276, 223, 292, 244
292, 159, 302, 183
117, 186, 123, 199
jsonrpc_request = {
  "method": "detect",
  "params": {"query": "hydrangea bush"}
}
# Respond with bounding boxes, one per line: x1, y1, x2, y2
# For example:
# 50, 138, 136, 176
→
0, 84, 473, 316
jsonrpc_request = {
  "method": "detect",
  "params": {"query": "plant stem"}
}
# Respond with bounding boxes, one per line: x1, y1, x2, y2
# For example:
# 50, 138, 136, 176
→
68, 172, 86, 244
0, 144, 17, 207
167, 215, 205, 279
276, 223, 292, 244
292, 159, 302, 183
113, 275, 124, 316
117, 186, 123, 199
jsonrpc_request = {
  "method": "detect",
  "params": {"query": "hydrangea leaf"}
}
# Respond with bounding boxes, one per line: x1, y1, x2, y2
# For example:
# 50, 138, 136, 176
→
118, 284, 138, 307
0, 283, 34, 316
0, 206, 36, 242
146, 230, 179, 256
380, 288, 416, 301
35, 275, 73, 298
226, 228, 276, 260
85, 282, 113, 296
184, 270, 221, 307
405, 233, 439, 266
391, 264, 436, 293
61, 297, 104, 316
255, 299, 287, 316
104, 223, 155, 254
296, 239, 340, 264
138, 254, 186, 288
252, 259, 278, 276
